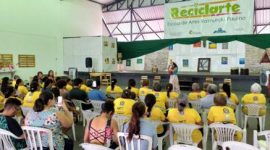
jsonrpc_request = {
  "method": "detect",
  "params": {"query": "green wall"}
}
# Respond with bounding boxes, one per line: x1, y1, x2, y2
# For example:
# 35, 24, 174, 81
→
0, 0, 102, 80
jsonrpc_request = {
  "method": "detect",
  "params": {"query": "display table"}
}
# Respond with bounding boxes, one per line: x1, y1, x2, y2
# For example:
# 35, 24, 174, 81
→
0, 70, 15, 78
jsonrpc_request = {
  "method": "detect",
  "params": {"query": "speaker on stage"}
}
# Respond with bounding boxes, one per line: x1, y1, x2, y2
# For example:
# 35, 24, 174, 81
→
85, 57, 92, 68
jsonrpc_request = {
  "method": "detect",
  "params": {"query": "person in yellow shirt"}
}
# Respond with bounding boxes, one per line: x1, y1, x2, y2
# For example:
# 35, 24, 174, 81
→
150, 83, 168, 113
66, 78, 73, 92
15, 79, 28, 100
127, 79, 139, 98
145, 94, 166, 136
208, 93, 242, 141
138, 79, 152, 97
11, 75, 20, 87
80, 83, 91, 93
106, 79, 123, 94
220, 83, 239, 105
167, 96, 203, 147
114, 89, 135, 116
0, 92, 4, 111
23, 81, 41, 108
188, 83, 206, 101
242, 83, 266, 116
166, 83, 179, 99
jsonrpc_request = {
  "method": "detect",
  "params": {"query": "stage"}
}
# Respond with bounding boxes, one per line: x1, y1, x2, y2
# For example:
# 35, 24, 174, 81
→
73, 70, 262, 92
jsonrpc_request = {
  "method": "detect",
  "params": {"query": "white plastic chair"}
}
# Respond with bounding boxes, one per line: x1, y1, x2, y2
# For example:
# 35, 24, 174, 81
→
113, 114, 130, 130
22, 126, 54, 150
242, 104, 266, 131
151, 121, 170, 150
209, 123, 246, 150
222, 141, 259, 150
139, 95, 145, 102
202, 109, 209, 150
0, 128, 26, 150
80, 143, 112, 150
117, 132, 152, 150
227, 103, 241, 126
167, 98, 178, 108
90, 100, 104, 113
68, 112, 76, 141
21, 106, 32, 116
82, 110, 100, 126
168, 144, 202, 150
170, 123, 202, 146
72, 99, 92, 124
253, 130, 270, 150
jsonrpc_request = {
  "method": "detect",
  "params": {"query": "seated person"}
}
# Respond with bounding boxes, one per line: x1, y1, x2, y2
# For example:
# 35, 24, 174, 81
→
150, 83, 168, 113
84, 100, 118, 148
219, 83, 239, 105
80, 79, 91, 93
122, 102, 158, 150
242, 83, 266, 116
188, 83, 206, 101
200, 84, 218, 109
15, 79, 28, 100
12, 75, 20, 87
167, 96, 203, 147
138, 79, 152, 97
69, 78, 93, 110
65, 78, 73, 92
166, 83, 179, 99
127, 79, 139, 97
114, 90, 135, 116
208, 93, 242, 141
42, 78, 54, 93
106, 79, 123, 95
25, 91, 73, 150
145, 94, 166, 137
0, 98, 27, 149
88, 80, 106, 101
23, 81, 41, 108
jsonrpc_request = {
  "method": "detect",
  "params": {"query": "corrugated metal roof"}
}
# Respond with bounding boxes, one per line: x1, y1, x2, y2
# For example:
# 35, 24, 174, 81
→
255, 0, 270, 9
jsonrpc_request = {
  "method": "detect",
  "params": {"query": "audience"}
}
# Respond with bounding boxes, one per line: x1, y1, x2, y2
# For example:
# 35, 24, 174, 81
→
12, 75, 20, 87
166, 83, 179, 99
122, 101, 158, 150
188, 83, 206, 101
88, 80, 106, 101
84, 100, 118, 148
200, 84, 218, 109
42, 78, 54, 92
150, 83, 168, 113
56, 79, 68, 94
138, 79, 152, 97
114, 89, 135, 116
47, 70, 55, 81
1, 77, 10, 94
66, 78, 73, 92
127, 79, 139, 97
220, 83, 239, 105
23, 81, 41, 108
106, 79, 123, 94
80, 79, 91, 93
25, 91, 73, 150
0, 98, 27, 149
15, 79, 28, 99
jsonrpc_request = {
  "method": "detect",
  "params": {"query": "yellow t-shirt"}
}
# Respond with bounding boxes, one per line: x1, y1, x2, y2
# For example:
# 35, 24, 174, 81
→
219, 92, 239, 105
126, 87, 139, 97
23, 91, 41, 108
114, 98, 135, 116
66, 84, 73, 92
80, 84, 91, 93
12, 80, 16, 87
188, 91, 205, 101
242, 93, 266, 115
150, 91, 167, 113
138, 87, 152, 96
147, 106, 166, 134
18, 85, 29, 96
0, 95, 5, 110
167, 92, 179, 99
167, 108, 202, 143
106, 85, 123, 94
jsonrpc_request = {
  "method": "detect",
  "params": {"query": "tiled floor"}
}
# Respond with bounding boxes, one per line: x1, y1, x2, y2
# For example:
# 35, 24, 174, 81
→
68, 86, 269, 150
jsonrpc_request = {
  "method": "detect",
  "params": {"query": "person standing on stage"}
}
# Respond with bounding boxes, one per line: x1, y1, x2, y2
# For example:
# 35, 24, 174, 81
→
168, 61, 180, 93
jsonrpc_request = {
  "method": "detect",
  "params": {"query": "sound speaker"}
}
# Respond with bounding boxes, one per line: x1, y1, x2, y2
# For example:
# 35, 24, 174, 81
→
85, 57, 92, 68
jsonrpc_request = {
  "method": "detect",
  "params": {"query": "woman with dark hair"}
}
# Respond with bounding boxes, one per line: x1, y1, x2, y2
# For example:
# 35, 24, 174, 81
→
114, 89, 135, 116
127, 79, 139, 97
42, 78, 54, 92
166, 83, 179, 99
25, 91, 73, 150
220, 83, 239, 105
15, 79, 28, 99
84, 100, 119, 148
37, 71, 43, 81
122, 102, 158, 149
139, 79, 152, 97
12, 75, 20, 87
47, 70, 55, 81
168, 61, 180, 93
23, 81, 41, 108
145, 94, 166, 137
106, 79, 123, 94
1, 77, 10, 94
150, 83, 168, 113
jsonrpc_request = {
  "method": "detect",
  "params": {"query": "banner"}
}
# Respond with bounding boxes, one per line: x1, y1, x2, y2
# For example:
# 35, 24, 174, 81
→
164, 0, 254, 39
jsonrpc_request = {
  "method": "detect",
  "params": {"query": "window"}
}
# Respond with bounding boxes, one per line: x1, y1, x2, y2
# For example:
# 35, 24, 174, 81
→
18, 55, 35, 67
0, 54, 13, 68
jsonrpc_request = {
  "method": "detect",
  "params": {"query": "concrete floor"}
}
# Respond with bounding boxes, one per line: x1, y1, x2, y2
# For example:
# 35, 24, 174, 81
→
68, 86, 269, 150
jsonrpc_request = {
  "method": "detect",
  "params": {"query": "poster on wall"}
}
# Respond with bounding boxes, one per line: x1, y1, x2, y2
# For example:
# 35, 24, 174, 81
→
168, 45, 173, 50
126, 59, 131, 66
164, 0, 254, 39
221, 57, 228, 65
222, 43, 229, 49
239, 58, 245, 64
209, 42, 217, 49
137, 58, 143, 64
183, 59, 189, 67
193, 41, 201, 48
198, 58, 211, 72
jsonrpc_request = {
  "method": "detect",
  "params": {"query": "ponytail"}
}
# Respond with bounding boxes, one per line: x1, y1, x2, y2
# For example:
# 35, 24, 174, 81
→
128, 79, 136, 90
144, 94, 156, 117
111, 79, 117, 91
33, 91, 53, 112
127, 102, 145, 141
33, 98, 45, 112
30, 81, 39, 93
222, 83, 231, 98
15, 79, 22, 90
166, 83, 173, 98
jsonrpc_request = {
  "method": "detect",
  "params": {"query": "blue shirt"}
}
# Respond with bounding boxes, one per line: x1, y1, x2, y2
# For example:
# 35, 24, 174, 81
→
122, 119, 158, 150
200, 94, 215, 109
88, 89, 107, 101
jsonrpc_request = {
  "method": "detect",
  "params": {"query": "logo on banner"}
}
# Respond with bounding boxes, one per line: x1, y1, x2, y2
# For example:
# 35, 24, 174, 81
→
213, 28, 226, 34
189, 30, 202, 35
